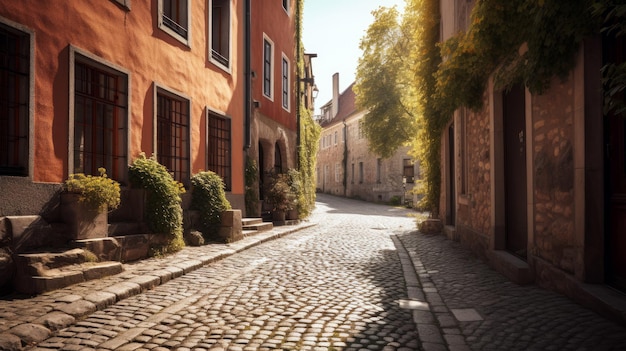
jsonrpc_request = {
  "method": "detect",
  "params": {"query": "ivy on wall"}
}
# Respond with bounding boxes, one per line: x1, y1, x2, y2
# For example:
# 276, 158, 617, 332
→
296, 0, 321, 217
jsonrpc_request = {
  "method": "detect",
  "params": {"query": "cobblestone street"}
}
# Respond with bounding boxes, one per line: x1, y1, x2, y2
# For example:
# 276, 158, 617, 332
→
3, 194, 626, 351
28, 195, 421, 351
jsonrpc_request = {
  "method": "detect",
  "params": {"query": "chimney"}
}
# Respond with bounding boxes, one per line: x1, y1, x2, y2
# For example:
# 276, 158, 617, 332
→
331, 73, 339, 118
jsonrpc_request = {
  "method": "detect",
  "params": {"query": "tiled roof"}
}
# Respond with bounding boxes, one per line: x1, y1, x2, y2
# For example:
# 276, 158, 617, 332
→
320, 82, 360, 128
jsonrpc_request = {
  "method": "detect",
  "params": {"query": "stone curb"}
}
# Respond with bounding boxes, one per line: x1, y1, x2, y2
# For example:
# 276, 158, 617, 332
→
0, 222, 317, 350
393, 234, 471, 351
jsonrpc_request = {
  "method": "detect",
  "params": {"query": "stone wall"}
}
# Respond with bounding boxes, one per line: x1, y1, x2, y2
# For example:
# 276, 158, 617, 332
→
532, 76, 577, 274
455, 94, 492, 236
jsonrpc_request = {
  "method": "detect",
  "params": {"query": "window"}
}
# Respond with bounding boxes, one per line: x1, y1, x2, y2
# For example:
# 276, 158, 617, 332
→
157, 88, 190, 184
376, 158, 382, 183
403, 158, 415, 183
282, 0, 289, 13
358, 162, 364, 184
281, 54, 290, 110
111, 0, 131, 10
351, 163, 354, 184
263, 36, 274, 99
207, 110, 231, 190
0, 23, 30, 176
334, 131, 338, 145
274, 142, 282, 173
334, 162, 341, 183
358, 119, 365, 139
159, 0, 189, 44
210, 0, 230, 69
73, 55, 128, 181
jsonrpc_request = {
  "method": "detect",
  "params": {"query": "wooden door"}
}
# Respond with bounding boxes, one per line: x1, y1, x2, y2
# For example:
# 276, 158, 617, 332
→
503, 85, 528, 259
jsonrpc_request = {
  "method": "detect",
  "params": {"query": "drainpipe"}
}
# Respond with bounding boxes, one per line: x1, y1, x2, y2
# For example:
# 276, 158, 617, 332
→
244, 0, 251, 150
342, 119, 348, 197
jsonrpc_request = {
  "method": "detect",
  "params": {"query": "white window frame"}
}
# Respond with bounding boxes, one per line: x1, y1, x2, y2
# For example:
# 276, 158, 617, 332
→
282, 0, 290, 15
335, 162, 341, 183
263, 34, 274, 100
209, 0, 232, 72
281, 53, 290, 111
157, 0, 191, 47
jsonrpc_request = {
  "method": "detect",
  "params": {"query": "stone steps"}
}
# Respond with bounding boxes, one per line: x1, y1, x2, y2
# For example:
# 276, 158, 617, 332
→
13, 248, 123, 294
242, 217, 274, 232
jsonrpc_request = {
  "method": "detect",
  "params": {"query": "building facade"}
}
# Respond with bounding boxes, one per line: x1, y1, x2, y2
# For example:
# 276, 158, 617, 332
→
247, 0, 300, 212
438, 0, 626, 323
0, 0, 247, 215
316, 74, 420, 205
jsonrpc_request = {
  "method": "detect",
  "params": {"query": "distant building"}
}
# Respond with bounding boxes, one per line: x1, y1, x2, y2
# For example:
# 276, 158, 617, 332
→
316, 73, 420, 205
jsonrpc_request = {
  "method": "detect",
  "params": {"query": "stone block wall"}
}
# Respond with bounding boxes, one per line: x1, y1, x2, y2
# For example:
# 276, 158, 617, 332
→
531, 76, 577, 274
455, 93, 493, 236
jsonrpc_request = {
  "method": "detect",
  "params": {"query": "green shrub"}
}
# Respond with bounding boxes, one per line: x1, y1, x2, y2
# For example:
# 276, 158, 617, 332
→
128, 153, 185, 254
244, 156, 260, 217
389, 196, 402, 206
286, 168, 304, 216
63, 168, 121, 211
191, 171, 232, 239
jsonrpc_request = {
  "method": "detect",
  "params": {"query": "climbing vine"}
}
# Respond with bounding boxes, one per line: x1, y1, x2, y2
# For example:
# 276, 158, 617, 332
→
296, 0, 321, 217
435, 0, 609, 114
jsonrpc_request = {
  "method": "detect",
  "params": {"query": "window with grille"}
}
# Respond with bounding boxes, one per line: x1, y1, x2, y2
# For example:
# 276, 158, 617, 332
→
263, 37, 273, 98
210, 0, 230, 69
159, 0, 189, 43
0, 23, 29, 176
74, 58, 128, 181
281, 55, 289, 110
403, 158, 415, 183
157, 89, 189, 184
208, 111, 231, 191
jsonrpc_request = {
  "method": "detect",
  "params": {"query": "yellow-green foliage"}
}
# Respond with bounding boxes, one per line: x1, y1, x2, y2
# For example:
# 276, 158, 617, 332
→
128, 153, 185, 254
64, 168, 121, 211
296, 0, 321, 217
191, 171, 232, 239
354, 0, 443, 214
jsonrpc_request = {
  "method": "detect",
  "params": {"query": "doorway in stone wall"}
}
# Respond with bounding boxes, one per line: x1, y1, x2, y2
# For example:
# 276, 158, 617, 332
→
503, 84, 528, 259
604, 33, 626, 292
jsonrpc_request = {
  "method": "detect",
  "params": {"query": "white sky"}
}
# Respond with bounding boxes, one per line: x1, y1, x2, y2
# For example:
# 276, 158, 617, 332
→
302, 0, 405, 115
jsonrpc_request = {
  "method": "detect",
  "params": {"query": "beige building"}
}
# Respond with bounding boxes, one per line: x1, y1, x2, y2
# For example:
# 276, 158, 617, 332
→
438, 0, 626, 323
316, 74, 419, 205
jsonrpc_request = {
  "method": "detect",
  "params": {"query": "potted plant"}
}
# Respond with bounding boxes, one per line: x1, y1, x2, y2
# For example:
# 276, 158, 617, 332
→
62, 168, 121, 240
285, 168, 301, 220
266, 173, 294, 223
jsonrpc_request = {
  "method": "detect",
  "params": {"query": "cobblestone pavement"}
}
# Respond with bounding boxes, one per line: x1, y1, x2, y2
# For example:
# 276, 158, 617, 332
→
396, 232, 626, 351
4, 194, 422, 351
2, 193, 626, 351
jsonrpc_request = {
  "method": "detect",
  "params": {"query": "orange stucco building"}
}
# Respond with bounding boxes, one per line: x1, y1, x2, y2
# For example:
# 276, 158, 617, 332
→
0, 0, 247, 214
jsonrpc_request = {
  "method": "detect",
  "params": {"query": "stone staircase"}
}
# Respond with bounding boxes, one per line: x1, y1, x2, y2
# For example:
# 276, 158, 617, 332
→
13, 248, 123, 295
1, 214, 280, 295
242, 218, 273, 237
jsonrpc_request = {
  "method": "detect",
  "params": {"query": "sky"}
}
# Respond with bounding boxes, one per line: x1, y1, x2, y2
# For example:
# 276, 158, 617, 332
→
302, 0, 405, 115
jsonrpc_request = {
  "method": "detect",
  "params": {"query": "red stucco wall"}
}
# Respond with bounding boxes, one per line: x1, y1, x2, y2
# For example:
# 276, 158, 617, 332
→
250, 0, 297, 130
0, 0, 245, 194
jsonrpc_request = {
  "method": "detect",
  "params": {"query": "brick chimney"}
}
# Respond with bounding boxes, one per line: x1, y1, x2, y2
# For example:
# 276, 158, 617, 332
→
332, 72, 339, 118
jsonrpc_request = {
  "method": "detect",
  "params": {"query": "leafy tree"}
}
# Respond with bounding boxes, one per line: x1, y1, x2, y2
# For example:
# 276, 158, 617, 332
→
355, 0, 444, 214
354, 6, 418, 159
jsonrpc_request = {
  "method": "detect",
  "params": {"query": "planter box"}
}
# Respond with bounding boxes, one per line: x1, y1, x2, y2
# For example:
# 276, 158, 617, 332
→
60, 193, 108, 240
